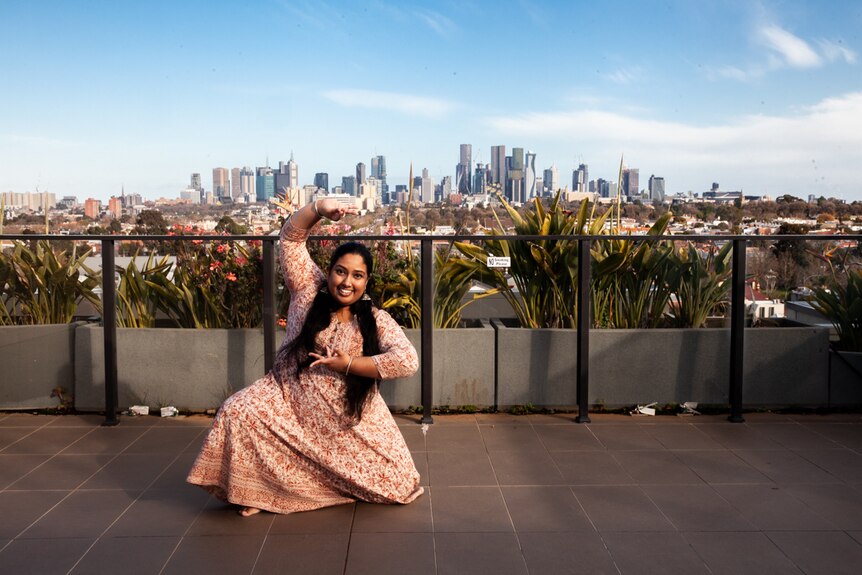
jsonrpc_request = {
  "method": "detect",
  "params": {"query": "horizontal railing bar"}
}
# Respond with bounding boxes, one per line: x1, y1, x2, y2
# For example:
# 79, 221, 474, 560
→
1, 233, 857, 242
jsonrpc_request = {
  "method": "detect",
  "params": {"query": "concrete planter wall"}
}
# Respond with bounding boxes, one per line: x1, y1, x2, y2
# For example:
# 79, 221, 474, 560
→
381, 321, 496, 410
75, 325, 285, 411
830, 350, 862, 406
2, 321, 838, 412
0, 322, 83, 410
494, 322, 830, 409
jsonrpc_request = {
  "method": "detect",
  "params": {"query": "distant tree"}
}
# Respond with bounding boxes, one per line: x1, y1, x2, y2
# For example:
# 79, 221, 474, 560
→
134, 210, 168, 235
214, 215, 248, 235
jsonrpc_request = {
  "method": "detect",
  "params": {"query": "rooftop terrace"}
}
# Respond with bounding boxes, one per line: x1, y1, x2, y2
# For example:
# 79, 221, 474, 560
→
2, 411, 862, 574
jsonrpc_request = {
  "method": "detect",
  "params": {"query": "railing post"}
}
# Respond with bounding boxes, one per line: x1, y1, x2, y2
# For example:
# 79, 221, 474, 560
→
420, 239, 433, 424
576, 238, 592, 423
729, 238, 746, 423
101, 239, 119, 426
263, 238, 277, 373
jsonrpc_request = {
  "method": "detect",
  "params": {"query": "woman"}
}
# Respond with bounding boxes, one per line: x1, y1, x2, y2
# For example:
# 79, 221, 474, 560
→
187, 198, 423, 517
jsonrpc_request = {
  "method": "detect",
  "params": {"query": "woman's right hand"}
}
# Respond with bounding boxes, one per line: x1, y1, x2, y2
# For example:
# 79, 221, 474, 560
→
316, 198, 359, 221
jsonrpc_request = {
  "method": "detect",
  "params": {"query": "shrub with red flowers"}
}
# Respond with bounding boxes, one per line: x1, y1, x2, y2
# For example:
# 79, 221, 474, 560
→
150, 239, 264, 328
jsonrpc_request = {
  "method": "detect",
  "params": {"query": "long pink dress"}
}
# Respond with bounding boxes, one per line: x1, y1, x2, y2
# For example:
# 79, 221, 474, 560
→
186, 220, 423, 513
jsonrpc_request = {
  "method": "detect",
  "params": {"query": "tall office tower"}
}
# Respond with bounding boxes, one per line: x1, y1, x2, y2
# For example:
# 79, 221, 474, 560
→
648, 175, 665, 202
287, 154, 299, 189
420, 168, 433, 204
572, 164, 588, 194
441, 175, 452, 200
255, 166, 275, 202
506, 148, 525, 204
213, 168, 230, 201
231, 168, 242, 199
356, 162, 366, 189
524, 151, 537, 200
473, 163, 486, 196
543, 165, 559, 195
370, 155, 387, 200
596, 178, 608, 198
456, 144, 472, 194
240, 167, 255, 200
314, 173, 329, 192
490, 145, 506, 187
190, 173, 203, 203
275, 156, 299, 194
622, 167, 639, 198
342, 176, 356, 197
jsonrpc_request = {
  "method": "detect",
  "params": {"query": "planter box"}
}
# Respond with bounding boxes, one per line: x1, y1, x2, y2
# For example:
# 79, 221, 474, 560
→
494, 321, 829, 409
0, 322, 83, 410
75, 325, 285, 412
381, 320, 496, 410
830, 350, 862, 407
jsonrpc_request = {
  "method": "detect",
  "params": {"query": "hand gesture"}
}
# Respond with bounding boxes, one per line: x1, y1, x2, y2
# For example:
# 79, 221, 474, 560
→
316, 198, 359, 221
309, 346, 350, 373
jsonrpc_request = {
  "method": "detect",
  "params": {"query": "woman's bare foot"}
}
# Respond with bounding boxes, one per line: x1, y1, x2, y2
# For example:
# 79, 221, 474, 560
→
238, 506, 262, 517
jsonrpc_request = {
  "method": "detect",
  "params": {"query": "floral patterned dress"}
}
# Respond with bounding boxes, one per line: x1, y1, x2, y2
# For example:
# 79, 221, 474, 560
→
187, 220, 423, 513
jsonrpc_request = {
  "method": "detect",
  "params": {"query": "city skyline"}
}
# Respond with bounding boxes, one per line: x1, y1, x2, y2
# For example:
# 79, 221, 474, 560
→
2, 0, 861, 203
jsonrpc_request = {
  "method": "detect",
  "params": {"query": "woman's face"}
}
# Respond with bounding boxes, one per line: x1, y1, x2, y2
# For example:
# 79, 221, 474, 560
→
327, 253, 369, 308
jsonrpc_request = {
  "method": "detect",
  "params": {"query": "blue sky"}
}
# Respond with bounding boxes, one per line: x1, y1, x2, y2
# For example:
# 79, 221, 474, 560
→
2, 0, 861, 202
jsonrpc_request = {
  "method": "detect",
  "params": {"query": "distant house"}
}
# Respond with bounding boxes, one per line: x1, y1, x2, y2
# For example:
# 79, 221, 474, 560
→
745, 278, 784, 322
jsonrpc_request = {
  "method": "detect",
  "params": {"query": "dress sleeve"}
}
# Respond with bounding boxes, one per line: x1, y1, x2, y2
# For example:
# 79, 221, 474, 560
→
370, 308, 419, 380
279, 217, 326, 303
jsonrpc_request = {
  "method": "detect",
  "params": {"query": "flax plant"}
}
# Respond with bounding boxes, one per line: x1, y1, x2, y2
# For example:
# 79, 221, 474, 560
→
0, 240, 100, 325
665, 242, 733, 328
115, 252, 173, 328
809, 246, 862, 352
591, 213, 675, 329
455, 190, 611, 329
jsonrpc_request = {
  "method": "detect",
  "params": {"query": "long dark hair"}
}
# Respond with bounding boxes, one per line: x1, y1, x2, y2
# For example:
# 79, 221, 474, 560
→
289, 242, 381, 420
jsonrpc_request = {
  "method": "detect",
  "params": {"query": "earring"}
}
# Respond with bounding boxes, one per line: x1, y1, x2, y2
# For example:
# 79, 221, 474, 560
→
361, 293, 371, 301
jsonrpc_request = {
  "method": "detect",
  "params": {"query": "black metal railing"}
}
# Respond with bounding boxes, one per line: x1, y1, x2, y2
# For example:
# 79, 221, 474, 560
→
1, 232, 856, 426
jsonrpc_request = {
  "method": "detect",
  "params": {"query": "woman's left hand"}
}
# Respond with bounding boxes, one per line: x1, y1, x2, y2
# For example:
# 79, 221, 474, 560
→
309, 347, 351, 373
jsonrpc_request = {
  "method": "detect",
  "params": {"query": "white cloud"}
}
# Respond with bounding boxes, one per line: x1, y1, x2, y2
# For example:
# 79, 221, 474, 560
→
483, 92, 862, 196
414, 9, 457, 37
759, 25, 821, 68
818, 39, 857, 64
606, 67, 643, 85
323, 89, 455, 118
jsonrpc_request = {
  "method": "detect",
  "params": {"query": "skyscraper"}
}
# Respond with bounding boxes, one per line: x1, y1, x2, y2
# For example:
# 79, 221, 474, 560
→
231, 168, 242, 199
420, 168, 433, 204
490, 145, 506, 188
622, 167, 640, 198
342, 176, 356, 197
356, 163, 366, 190
506, 148, 524, 204
213, 167, 230, 201
371, 155, 387, 202
456, 144, 472, 195
314, 173, 329, 192
648, 175, 665, 202
543, 165, 559, 195
524, 151, 537, 200
572, 164, 589, 194
256, 166, 274, 202
473, 163, 486, 196
287, 154, 299, 189
239, 167, 255, 201
275, 156, 299, 195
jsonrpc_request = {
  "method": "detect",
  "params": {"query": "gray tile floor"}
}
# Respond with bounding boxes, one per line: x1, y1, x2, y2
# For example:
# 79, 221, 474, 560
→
2, 411, 862, 574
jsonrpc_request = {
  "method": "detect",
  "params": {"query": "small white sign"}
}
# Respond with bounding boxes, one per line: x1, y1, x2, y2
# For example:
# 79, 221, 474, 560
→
486, 256, 511, 268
